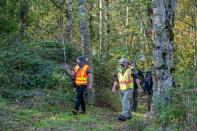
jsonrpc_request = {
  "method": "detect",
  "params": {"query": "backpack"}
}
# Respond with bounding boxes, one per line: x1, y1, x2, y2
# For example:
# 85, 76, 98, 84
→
138, 70, 145, 84
144, 71, 153, 95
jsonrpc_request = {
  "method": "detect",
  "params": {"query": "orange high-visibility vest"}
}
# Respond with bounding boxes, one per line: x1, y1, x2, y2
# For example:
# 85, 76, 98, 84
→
74, 64, 89, 86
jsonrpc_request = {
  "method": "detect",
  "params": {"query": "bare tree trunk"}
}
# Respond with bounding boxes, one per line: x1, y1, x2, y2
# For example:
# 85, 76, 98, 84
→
20, 0, 29, 39
105, 0, 110, 50
79, 0, 94, 104
35, 0, 40, 33
192, 0, 197, 87
151, 0, 176, 124
125, 1, 129, 51
147, 0, 153, 36
66, 0, 73, 44
89, 0, 94, 42
99, 0, 105, 53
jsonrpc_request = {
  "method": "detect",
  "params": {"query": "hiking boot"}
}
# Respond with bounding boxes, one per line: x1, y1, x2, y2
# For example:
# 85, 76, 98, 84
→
118, 115, 126, 121
81, 111, 87, 114
72, 110, 78, 115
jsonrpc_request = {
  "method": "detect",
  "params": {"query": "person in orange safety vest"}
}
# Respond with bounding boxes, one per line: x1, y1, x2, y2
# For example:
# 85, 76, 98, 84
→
65, 56, 93, 115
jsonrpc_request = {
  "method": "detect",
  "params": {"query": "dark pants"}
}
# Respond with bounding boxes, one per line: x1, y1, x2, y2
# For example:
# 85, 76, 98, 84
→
147, 94, 152, 111
144, 80, 153, 111
133, 88, 138, 112
74, 86, 86, 112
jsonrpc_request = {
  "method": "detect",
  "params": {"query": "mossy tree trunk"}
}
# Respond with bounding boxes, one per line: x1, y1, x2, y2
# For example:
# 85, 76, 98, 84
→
151, 0, 176, 122
79, 0, 94, 104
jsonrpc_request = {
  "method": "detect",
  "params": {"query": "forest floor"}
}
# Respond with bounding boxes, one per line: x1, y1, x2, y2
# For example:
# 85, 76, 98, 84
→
0, 88, 151, 131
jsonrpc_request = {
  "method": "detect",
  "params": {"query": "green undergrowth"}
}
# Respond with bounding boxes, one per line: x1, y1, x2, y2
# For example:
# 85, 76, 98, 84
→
0, 88, 149, 131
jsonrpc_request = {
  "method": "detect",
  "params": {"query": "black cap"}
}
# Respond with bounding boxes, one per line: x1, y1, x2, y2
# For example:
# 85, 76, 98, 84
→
77, 56, 85, 62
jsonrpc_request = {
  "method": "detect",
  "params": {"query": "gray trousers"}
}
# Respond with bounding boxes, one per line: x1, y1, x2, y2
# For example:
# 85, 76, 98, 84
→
119, 89, 133, 118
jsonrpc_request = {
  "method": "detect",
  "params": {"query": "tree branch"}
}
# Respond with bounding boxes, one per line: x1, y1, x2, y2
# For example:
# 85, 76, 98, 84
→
130, 5, 153, 49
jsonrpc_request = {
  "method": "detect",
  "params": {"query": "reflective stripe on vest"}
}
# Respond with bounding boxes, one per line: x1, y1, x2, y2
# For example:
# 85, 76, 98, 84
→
74, 64, 89, 86
118, 66, 134, 90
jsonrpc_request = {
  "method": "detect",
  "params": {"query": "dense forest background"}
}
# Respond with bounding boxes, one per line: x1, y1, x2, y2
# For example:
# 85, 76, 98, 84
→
0, 0, 197, 130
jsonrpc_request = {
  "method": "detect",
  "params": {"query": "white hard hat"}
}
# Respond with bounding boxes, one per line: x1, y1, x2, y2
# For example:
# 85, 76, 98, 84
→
118, 58, 128, 64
